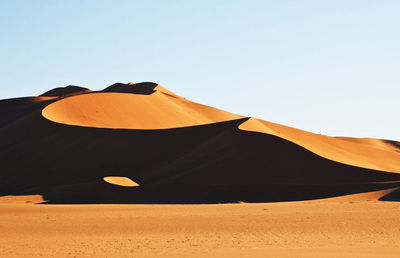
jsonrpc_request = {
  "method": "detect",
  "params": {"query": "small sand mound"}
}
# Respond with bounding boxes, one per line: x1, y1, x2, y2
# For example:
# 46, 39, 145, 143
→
103, 177, 139, 187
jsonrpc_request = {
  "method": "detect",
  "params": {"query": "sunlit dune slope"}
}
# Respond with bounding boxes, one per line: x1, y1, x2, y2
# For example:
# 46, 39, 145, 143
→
240, 118, 400, 173
336, 136, 400, 153
42, 88, 241, 129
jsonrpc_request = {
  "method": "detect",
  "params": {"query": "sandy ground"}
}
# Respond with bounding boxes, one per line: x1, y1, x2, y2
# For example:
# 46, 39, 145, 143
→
1, 201, 400, 257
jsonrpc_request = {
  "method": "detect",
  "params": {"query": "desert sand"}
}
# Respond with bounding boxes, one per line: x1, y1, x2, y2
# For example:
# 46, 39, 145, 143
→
1, 82, 400, 257
1, 200, 400, 257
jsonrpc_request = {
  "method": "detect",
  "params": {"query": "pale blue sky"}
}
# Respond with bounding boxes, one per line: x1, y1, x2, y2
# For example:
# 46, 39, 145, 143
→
1, 1, 400, 140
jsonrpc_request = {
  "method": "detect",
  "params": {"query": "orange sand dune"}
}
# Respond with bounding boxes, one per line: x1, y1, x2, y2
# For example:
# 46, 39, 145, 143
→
240, 118, 400, 172
1, 82, 400, 204
41, 83, 400, 174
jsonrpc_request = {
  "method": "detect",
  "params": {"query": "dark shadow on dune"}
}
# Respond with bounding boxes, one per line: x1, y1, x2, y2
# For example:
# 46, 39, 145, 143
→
1, 85, 94, 129
0, 97, 56, 128
41, 85, 90, 97
379, 188, 400, 201
40, 181, 400, 204
101, 82, 158, 95
2, 109, 400, 203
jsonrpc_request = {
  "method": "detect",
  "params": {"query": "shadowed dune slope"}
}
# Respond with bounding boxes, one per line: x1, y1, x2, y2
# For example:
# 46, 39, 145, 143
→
0, 96, 57, 128
1, 82, 400, 203
1, 114, 400, 203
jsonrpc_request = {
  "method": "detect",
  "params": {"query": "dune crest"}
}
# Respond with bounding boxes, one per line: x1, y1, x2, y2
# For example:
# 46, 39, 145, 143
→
41, 85, 91, 97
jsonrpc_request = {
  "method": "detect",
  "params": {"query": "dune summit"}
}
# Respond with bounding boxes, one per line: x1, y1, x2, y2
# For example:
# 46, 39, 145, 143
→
1, 81, 400, 204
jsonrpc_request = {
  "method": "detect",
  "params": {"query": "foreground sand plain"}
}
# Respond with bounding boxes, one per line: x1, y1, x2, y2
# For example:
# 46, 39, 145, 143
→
1, 198, 400, 257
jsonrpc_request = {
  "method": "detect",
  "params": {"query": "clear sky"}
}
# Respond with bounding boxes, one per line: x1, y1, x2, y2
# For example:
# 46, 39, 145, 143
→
1, 0, 400, 140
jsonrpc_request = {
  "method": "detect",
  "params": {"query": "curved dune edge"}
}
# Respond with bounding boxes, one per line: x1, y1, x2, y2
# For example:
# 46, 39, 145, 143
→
239, 118, 400, 173
42, 91, 242, 130
103, 177, 139, 187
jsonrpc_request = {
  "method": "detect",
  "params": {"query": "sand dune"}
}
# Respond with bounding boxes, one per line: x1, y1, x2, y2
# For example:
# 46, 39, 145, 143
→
240, 118, 400, 172
1, 82, 400, 204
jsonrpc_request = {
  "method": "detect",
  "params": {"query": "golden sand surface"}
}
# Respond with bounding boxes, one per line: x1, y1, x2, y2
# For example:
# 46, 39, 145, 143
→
1, 200, 400, 258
